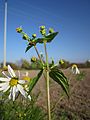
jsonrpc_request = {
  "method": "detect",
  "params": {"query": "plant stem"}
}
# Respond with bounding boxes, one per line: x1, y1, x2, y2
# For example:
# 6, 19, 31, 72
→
44, 41, 51, 120
34, 45, 47, 80
34, 45, 44, 65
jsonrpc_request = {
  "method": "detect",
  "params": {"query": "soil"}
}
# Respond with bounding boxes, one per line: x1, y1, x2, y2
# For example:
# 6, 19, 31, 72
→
16, 68, 90, 120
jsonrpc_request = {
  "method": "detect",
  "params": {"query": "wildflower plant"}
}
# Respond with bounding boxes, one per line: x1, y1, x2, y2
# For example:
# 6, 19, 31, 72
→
0, 25, 84, 120
71, 64, 80, 74
16, 26, 69, 120
0, 65, 31, 101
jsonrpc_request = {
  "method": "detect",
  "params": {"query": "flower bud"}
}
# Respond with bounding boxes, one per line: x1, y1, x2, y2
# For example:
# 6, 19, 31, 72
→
40, 29, 46, 35
2, 66, 8, 71
22, 34, 29, 40
32, 34, 36, 38
49, 28, 54, 33
40, 26, 45, 30
59, 59, 64, 64
31, 57, 37, 62
16, 27, 22, 33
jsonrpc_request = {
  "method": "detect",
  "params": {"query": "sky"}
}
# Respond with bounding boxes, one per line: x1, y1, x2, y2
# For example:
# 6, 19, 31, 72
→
0, 0, 90, 63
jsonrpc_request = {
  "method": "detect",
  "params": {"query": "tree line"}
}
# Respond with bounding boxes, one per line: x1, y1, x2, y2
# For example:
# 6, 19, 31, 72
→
0, 59, 90, 70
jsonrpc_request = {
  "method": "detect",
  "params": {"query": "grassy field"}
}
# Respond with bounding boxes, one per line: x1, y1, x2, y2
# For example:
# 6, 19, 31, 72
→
0, 68, 90, 119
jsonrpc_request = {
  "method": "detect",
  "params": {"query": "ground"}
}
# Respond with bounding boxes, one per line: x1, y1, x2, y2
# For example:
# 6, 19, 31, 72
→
17, 68, 90, 120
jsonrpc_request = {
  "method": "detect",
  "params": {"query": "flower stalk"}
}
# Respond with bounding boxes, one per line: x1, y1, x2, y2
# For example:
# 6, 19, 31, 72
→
34, 45, 44, 65
44, 41, 51, 120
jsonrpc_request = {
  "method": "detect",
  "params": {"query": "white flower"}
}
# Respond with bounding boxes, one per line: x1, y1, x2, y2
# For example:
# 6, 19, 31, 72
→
0, 65, 31, 101
71, 64, 80, 74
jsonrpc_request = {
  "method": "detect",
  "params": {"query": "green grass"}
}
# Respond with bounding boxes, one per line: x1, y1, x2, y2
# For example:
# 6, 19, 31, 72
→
0, 94, 46, 120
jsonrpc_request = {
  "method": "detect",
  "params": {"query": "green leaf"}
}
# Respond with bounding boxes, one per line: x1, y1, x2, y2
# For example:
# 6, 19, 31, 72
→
36, 32, 58, 44
36, 38, 47, 44
49, 68, 69, 97
25, 44, 33, 53
25, 32, 58, 53
28, 69, 43, 93
45, 32, 58, 43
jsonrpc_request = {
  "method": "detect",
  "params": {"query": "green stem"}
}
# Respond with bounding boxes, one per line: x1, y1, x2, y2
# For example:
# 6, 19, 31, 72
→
34, 45, 47, 80
34, 45, 44, 65
44, 41, 51, 120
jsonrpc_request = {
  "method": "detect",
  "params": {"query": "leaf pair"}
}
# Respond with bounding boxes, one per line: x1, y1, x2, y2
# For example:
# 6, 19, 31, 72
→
28, 67, 69, 98
25, 32, 58, 53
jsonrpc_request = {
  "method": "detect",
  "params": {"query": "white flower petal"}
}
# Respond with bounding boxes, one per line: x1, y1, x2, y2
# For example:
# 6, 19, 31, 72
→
0, 82, 8, 87
2, 72, 10, 79
18, 80, 26, 84
76, 68, 80, 74
0, 88, 3, 91
8, 92, 11, 100
16, 87, 19, 93
28, 95, 31, 101
17, 84, 27, 98
0, 77, 10, 82
3, 85, 10, 92
8, 65, 16, 77
0, 83, 9, 91
18, 70, 20, 78
8, 88, 13, 100
26, 71, 28, 76
15, 88, 19, 98
12, 86, 16, 101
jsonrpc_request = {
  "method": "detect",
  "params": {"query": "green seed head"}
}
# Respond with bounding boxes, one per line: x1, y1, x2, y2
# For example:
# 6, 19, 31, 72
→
40, 29, 46, 35
31, 57, 37, 62
22, 34, 29, 40
40, 26, 45, 30
32, 34, 36, 38
2, 66, 8, 71
49, 28, 54, 33
16, 27, 23, 33
59, 59, 64, 65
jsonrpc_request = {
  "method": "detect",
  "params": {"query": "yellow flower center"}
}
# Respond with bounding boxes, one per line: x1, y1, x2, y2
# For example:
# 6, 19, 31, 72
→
23, 76, 31, 82
9, 77, 18, 87
72, 64, 77, 69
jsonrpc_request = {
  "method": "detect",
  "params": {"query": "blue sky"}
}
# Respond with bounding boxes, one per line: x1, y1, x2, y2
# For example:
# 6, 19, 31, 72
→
0, 0, 90, 63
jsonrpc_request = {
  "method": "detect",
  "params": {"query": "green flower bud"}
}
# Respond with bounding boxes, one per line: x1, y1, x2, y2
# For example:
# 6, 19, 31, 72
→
40, 26, 45, 30
40, 29, 46, 35
59, 59, 64, 65
32, 34, 36, 38
49, 28, 54, 33
2, 66, 8, 71
16, 27, 22, 33
22, 34, 29, 40
31, 57, 37, 62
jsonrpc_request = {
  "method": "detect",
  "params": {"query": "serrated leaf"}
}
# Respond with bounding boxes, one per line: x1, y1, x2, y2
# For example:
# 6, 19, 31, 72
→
28, 69, 43, 93
49, 68, 69, 97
